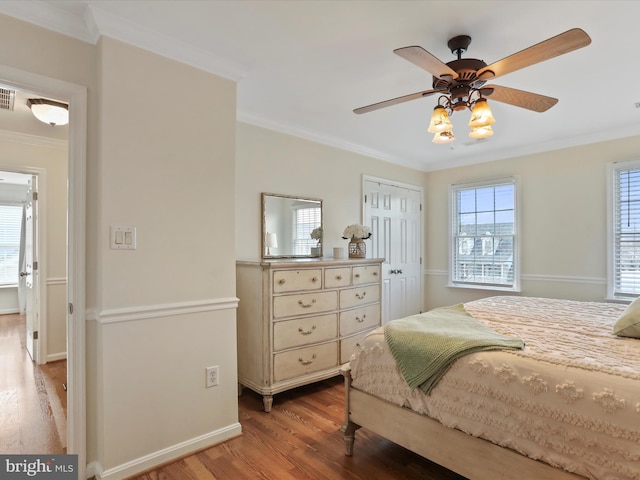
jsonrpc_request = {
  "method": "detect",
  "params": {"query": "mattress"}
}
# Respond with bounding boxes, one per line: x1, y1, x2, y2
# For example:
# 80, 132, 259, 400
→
349, 296, 640, 480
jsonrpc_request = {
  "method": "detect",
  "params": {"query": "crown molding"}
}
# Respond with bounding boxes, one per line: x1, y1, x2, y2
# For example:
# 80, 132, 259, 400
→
0, 128, 67, 148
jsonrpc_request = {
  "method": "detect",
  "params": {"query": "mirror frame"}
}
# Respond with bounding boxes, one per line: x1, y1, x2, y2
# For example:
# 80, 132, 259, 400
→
262, 192, 323, 259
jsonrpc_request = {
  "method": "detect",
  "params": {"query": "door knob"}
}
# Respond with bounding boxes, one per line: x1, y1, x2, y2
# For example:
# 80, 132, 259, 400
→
20, 272, 30, 277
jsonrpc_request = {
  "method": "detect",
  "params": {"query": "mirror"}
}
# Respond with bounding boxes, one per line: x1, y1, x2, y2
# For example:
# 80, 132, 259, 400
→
262, 193, 323, 258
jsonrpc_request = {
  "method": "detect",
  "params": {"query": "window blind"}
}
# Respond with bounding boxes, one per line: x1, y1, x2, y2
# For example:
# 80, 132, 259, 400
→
451, 179, 517, 289
0, 204, 23, 285
613, 167, 640, 297
293, 206, 321, 255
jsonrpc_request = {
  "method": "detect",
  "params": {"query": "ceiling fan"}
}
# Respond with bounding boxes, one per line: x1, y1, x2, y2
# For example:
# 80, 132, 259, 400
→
354, 28, 591, 142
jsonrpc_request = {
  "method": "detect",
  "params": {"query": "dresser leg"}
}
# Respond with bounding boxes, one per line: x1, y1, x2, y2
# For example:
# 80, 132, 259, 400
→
262, 395, 273, 412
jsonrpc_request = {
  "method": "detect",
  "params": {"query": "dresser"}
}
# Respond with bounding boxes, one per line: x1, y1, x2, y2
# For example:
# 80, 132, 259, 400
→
236, 257, 383, 412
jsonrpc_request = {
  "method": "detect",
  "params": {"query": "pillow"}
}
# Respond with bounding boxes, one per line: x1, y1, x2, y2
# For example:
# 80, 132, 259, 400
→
614, 297, 640, 338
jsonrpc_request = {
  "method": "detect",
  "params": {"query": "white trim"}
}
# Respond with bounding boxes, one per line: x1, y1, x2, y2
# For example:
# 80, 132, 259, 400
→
0, 308, 19, 314
96, 297, 240, 324
46, 277, 67, 286
0, 129, 67, 148
91, 422, 242, 480
425, 269, 606, 285
0, 64, 88, 480
47, 351, 67, 362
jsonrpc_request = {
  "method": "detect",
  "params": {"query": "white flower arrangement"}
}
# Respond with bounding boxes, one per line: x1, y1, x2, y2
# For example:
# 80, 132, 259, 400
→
310, 227, 322, 242
342, 224, 372, 240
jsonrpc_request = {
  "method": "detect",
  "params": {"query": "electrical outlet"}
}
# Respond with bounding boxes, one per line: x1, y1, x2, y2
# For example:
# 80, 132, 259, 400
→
205, 365, 219, 388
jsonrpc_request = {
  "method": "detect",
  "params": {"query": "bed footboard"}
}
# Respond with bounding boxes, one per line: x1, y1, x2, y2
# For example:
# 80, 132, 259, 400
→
340, 363, 585, 480
340, 363, 360, 456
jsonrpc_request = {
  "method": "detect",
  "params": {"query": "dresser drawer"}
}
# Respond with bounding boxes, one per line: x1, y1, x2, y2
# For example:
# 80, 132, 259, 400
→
324, 267, 351, 288
273, 314, 337, 351
273, 269, 322, 293
340, 330, 371, 364
340, 284, 380, 309
352, 265, 381, 285
273, 291, 338, 318
273, 342, 338, 382
340, 303, 380, 336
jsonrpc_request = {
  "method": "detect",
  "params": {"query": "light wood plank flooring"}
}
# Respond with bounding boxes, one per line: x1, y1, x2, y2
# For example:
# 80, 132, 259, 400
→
0, 313, 67, 454
128, 377, 467, 480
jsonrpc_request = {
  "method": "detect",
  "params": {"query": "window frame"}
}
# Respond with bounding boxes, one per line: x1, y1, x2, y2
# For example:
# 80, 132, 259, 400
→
0, 202, 24, 287
607, 159, 640, 301
448, 176, 520, 292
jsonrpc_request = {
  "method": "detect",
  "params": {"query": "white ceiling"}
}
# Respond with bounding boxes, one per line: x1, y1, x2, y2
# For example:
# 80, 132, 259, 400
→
1, 0, 640, 172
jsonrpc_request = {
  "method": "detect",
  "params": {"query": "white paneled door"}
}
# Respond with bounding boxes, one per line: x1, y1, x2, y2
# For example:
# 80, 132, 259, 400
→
364, 177, 422, 324
24, 176, 39, 362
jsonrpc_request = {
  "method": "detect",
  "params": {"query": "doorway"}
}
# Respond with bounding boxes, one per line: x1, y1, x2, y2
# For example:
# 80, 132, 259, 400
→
0, 65, 87, 477
363, 175, 424, 324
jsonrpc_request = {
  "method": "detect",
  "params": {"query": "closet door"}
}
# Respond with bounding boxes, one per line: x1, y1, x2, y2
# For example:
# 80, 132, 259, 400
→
364, 177, 422, 324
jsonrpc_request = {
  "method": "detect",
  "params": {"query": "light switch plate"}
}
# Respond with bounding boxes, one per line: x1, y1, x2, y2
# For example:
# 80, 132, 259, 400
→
110, 225, 136, 250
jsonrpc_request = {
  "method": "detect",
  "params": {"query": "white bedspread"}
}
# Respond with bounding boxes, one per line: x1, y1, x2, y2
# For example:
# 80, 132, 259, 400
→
349, 296, 640, 480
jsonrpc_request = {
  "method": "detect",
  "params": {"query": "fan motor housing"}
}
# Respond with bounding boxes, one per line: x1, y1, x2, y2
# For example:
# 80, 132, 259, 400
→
432, 58, 488, 91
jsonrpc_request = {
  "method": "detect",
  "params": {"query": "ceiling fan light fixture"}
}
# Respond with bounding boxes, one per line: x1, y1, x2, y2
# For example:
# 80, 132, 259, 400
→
468, 98, 495, 128
432, 130, 455, 144
27, 98, 69, 126
427, 105, 453, 133
468, 125, 494, 139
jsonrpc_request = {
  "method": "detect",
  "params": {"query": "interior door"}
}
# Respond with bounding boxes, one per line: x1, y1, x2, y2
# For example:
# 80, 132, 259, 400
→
24, 176, 39, 362
364, 178, 422, 324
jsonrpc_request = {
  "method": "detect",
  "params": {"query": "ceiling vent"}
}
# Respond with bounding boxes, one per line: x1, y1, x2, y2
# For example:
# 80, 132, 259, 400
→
0, 88, 16, 111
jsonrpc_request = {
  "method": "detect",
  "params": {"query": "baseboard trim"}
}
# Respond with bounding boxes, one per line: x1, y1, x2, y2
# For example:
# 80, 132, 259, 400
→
0, 308, 19, 315
47, 351, 67, 362
95, 297, 240, 324
90, 422, 242, 480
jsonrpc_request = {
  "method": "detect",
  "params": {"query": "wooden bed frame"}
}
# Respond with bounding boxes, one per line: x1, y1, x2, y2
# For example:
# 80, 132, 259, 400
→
340, 364, 585, 480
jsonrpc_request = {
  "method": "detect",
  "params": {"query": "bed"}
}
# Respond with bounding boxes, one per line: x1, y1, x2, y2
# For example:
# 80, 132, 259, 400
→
341, 296, 640, 480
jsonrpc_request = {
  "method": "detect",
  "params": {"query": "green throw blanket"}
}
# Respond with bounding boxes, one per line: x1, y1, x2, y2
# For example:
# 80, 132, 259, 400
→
384, 304, 524, 395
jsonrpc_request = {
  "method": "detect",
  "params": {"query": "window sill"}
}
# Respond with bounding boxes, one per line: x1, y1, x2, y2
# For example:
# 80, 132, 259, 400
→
447, 283, 521, 293
0, 284, 18, 289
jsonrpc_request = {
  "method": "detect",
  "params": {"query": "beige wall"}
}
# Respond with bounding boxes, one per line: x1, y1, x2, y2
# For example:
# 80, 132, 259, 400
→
1, 14, 240, 479
93, 38, 239, 474
424, 135, 640, 309
235, 122, 429, 260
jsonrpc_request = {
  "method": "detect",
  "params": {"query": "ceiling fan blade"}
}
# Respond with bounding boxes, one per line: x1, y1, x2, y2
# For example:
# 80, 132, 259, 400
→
481, 85, 558, 112
477, 28, 591, 81
354, 89, 442, 114
394, 46, 458, 80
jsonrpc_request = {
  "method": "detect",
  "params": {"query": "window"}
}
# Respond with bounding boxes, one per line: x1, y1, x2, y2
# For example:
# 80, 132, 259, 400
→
293, 205, 321, 255
449, 178, 518, 290
0, 204, 23, 286
609, 160, 640, 299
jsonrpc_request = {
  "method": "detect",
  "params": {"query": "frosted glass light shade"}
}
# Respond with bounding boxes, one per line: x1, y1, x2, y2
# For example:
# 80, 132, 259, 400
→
469, 125, 494, 139
428, 105, 453, 133
265, 232, 278, 248
432, 130, 455, 144
468, 98, 495, 128
27, 98, 69, 126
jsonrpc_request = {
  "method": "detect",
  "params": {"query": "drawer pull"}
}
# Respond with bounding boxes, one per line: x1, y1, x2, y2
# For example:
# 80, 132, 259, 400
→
312, 276, 318, 283
279, 279, 286, 285
298, 354, 317, 366
355, 292, 366, 300
336, 275, 342, 280
355, 273, 361, 278
356, 315, 366, 323
373, 271, 378, 276
298, 325, 317, 335
298, 299, 316, 308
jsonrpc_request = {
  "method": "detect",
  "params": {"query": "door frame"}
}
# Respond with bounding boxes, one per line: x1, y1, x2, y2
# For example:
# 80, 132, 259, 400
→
0, 65, 87, 478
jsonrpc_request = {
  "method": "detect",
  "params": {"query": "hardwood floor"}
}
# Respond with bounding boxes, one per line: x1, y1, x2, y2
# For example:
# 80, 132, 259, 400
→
128, 377, 467, 480
0, 313, 66, 454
